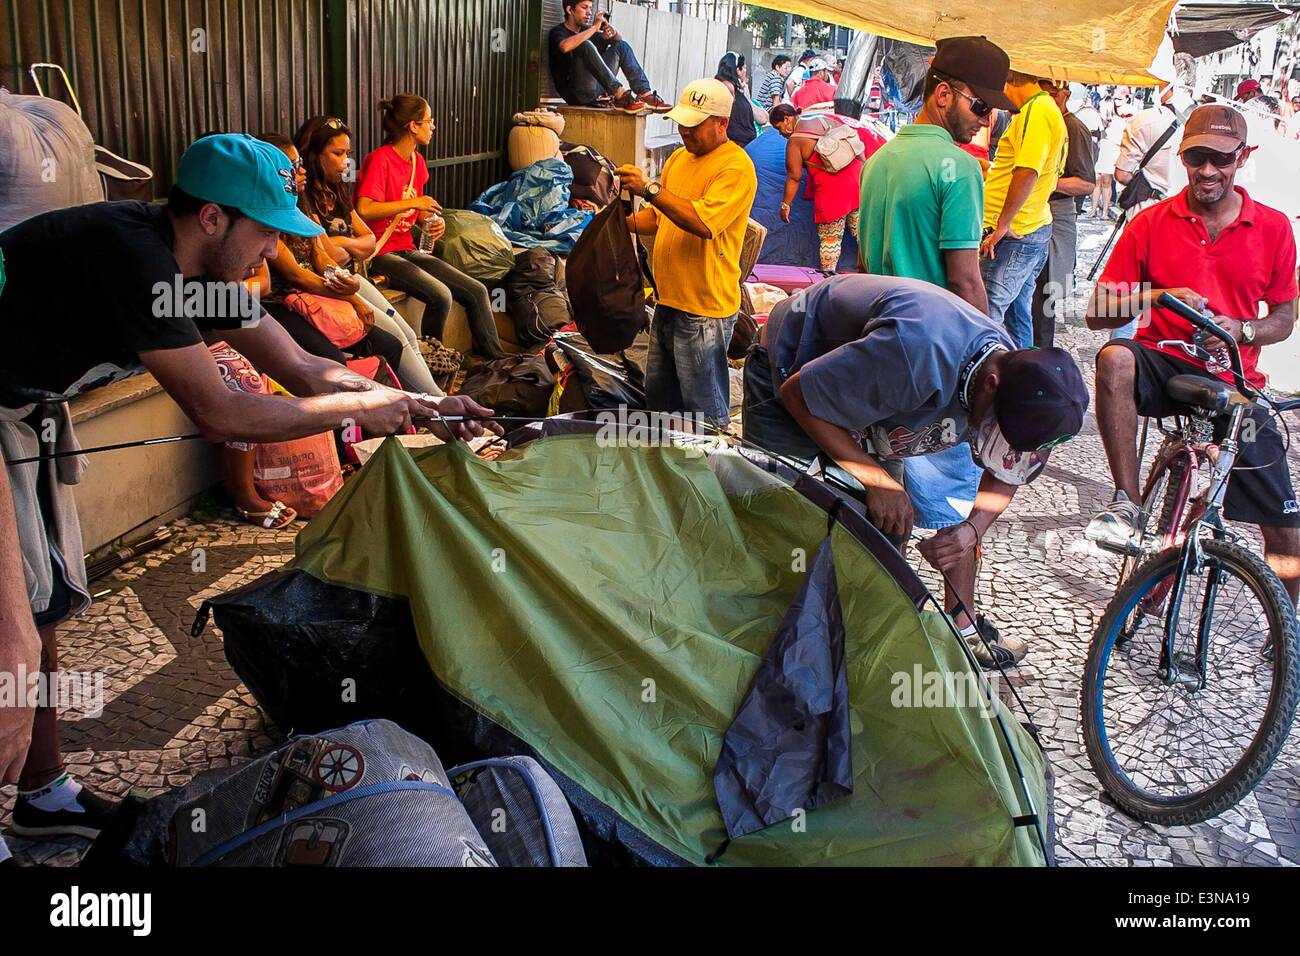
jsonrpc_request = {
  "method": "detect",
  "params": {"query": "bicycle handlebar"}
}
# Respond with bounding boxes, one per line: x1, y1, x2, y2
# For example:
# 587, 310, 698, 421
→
1155, 292, 1258, 401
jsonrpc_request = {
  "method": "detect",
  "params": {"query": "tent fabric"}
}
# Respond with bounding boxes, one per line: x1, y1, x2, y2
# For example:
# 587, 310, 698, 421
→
1170, 3, 1300, 58
276, 433, 1050, 865
751, 1, 1181, 85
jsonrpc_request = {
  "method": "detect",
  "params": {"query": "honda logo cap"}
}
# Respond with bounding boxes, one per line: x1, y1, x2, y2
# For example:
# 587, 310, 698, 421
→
930, 35, 1018, 113
175, 133, 323, 236
1179, 104, 1248, 154
665, 78, 734, 128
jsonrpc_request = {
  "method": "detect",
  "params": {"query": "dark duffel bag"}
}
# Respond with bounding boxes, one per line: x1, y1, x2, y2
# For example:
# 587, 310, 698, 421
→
457, 352, 555, 418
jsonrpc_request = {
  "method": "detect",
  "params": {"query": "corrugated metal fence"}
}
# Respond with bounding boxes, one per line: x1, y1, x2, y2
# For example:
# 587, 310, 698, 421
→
1, 0, 542, 207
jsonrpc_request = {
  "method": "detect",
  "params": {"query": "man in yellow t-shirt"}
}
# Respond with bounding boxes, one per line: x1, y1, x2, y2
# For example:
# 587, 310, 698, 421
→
617, 78, 757, 429
979, 69, 1067, 349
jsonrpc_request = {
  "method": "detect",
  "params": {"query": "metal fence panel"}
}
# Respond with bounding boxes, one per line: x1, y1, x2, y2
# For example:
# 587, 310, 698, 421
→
2, 1, 541, 205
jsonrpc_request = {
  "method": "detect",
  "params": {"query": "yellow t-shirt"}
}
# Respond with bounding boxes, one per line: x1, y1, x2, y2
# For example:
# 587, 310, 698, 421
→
983, 91, 1067, 236
649, 140, 757, 318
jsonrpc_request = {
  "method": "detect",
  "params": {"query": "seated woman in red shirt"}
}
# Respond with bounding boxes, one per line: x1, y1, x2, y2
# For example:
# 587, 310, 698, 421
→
254, 133, 406, 376
355, 95, 506, 359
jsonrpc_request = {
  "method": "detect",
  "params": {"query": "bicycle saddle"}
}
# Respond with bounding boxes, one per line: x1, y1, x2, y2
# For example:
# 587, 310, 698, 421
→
1164, 374, 1232, 414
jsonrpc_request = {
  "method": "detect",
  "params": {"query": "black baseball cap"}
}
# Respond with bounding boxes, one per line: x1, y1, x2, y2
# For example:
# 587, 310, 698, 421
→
931, 35, 1018, 113
995, 348, 1089, 451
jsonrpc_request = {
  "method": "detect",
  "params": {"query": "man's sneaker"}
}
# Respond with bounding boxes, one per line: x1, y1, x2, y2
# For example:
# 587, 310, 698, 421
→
638, 90, 673, 112
612, 90, 647, 114
1085, 491, 1146, 555
966, 615, 1028, 670
11, 786, 118, 840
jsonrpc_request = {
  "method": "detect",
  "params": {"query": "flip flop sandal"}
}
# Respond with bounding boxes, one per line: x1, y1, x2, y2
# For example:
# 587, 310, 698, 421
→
236, 500, 297, 530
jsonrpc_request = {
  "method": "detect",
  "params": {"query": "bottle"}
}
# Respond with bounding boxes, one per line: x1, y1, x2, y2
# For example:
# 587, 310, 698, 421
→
418, 212, 442, 254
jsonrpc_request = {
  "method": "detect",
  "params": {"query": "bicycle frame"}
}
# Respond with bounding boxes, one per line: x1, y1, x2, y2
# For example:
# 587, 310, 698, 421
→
1152, 398, 1250, 690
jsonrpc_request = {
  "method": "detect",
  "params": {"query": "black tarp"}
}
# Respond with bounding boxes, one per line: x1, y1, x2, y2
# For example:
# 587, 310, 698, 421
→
714, 537, 853, 840
1171, 3, 1300, 58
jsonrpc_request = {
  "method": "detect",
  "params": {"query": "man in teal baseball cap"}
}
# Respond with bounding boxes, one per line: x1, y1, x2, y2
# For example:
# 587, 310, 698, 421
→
0, 133, 498, 849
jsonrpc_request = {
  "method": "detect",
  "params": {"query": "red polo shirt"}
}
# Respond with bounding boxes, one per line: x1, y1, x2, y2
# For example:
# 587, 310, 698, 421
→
1099, 186, 1298, 390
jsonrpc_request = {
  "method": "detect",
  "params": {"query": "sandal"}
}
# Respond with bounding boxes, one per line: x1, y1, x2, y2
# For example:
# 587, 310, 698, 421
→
236, 500, 297, 530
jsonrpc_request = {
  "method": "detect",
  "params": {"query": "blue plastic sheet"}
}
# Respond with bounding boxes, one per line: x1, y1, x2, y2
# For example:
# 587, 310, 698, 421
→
471, 158, 593, 256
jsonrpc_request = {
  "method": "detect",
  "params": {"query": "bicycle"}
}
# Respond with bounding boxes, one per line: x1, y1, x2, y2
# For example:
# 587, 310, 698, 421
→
1081, 292, 1300, 825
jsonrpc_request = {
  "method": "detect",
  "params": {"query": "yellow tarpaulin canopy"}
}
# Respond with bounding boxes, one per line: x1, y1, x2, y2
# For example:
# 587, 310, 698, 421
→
752, 1, 1180, 85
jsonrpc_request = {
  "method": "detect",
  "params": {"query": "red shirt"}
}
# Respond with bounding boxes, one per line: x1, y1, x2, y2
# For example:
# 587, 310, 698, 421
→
791, 79, 837, 111
1099, 186, 1298, 389
356, 145, 429, 257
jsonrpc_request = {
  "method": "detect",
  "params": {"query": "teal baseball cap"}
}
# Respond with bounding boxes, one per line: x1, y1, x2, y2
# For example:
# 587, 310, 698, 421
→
175, 133, 323, 237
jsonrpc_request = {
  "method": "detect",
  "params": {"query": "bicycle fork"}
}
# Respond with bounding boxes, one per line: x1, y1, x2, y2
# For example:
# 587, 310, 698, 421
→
1157, 406, 1245, 691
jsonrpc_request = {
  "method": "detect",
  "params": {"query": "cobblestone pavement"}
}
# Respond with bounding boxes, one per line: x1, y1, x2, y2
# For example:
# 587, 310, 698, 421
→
3, 219, 1298, 867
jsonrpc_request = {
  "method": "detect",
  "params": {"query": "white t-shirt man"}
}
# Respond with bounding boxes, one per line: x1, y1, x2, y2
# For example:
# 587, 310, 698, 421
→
1116, 103, 1187, 216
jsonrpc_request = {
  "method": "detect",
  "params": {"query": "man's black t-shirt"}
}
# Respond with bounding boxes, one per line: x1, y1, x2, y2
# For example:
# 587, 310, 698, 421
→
0, 201, 253, 399
1050, 111, 1099, 203
547, 22, 610, 103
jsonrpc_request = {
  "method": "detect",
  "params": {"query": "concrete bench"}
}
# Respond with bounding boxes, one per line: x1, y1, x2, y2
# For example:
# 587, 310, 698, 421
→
69, 373, 218, 553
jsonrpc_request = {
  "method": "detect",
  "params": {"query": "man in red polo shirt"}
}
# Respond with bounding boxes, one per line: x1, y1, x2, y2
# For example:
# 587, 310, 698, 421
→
1084, 104, 1300, 601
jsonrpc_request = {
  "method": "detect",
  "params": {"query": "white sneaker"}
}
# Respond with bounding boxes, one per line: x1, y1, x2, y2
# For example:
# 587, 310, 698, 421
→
1086, 491, 1146, 555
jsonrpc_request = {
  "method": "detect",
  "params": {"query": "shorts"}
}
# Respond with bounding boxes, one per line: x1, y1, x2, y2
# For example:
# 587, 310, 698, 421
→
1103, 339, 1300, 527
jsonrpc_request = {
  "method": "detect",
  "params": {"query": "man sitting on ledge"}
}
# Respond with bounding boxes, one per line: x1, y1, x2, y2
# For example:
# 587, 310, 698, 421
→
548, 0, 671, 115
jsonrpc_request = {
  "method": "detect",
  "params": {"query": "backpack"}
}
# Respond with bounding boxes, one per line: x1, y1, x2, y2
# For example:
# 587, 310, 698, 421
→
83, 719, 587, 867
810, 123, 866, 173
505, 248, 572, 348
566, 200, 649, 354
560, 141, 617, 208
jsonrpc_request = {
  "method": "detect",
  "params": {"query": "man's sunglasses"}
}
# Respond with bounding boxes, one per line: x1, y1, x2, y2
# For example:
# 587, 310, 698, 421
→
932, 73, 993, 117
1183, 145, 1242, 169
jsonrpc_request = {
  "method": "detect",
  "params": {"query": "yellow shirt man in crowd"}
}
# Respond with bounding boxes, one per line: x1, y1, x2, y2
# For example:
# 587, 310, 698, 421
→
979, 70, 1067, 349
618, 78, 758, 430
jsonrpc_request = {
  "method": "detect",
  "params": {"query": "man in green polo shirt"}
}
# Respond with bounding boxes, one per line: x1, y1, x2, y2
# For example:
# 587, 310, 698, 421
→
857, 36, 1026, 667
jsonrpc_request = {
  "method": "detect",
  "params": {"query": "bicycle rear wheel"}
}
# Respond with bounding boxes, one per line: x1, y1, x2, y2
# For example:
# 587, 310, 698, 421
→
1083, 539, 1300, 824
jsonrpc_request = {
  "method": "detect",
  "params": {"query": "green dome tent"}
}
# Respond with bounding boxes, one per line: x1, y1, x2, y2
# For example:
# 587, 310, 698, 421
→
211, 423, 1051, 866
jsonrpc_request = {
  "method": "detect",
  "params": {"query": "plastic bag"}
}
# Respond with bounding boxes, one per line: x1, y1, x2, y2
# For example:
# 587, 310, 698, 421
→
0, 90, 102, 232
434, 208, 516, 282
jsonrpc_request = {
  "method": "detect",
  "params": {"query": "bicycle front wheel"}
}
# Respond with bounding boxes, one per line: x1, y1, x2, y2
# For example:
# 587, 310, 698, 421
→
1083, 539, 1300, 825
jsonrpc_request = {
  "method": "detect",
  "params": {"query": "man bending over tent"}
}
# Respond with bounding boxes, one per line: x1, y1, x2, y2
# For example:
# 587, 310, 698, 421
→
742, 274, 1088, 668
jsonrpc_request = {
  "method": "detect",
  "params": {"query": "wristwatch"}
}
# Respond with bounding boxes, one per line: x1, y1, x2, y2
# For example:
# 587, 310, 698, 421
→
645, 181, 662, 201
1241, 320, 1256, 344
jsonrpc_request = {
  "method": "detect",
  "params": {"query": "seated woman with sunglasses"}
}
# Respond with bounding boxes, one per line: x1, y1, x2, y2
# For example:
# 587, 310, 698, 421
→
253, 134, 408, 376
355, 95, 506, 359
293, 116, 444, 395
769, 104, 885, 273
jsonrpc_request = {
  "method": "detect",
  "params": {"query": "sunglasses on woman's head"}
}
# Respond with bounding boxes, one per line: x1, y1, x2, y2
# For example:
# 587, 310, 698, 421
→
1183, 146, 1241, 169
321, 117, 345, 130
933, 73, 993, 117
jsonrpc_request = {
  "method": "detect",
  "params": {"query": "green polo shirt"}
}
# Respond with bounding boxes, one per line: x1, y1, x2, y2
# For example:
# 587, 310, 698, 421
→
857, 124, 984, 287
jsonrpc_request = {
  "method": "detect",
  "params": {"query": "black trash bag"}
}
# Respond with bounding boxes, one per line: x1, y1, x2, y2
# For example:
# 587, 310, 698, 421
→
713, 537, 853, 840
566, 199, 648, 354
196, 570, 442, 739
505, 248, 571, 349
550, 331, 646, 410
457, 353, 555, 418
